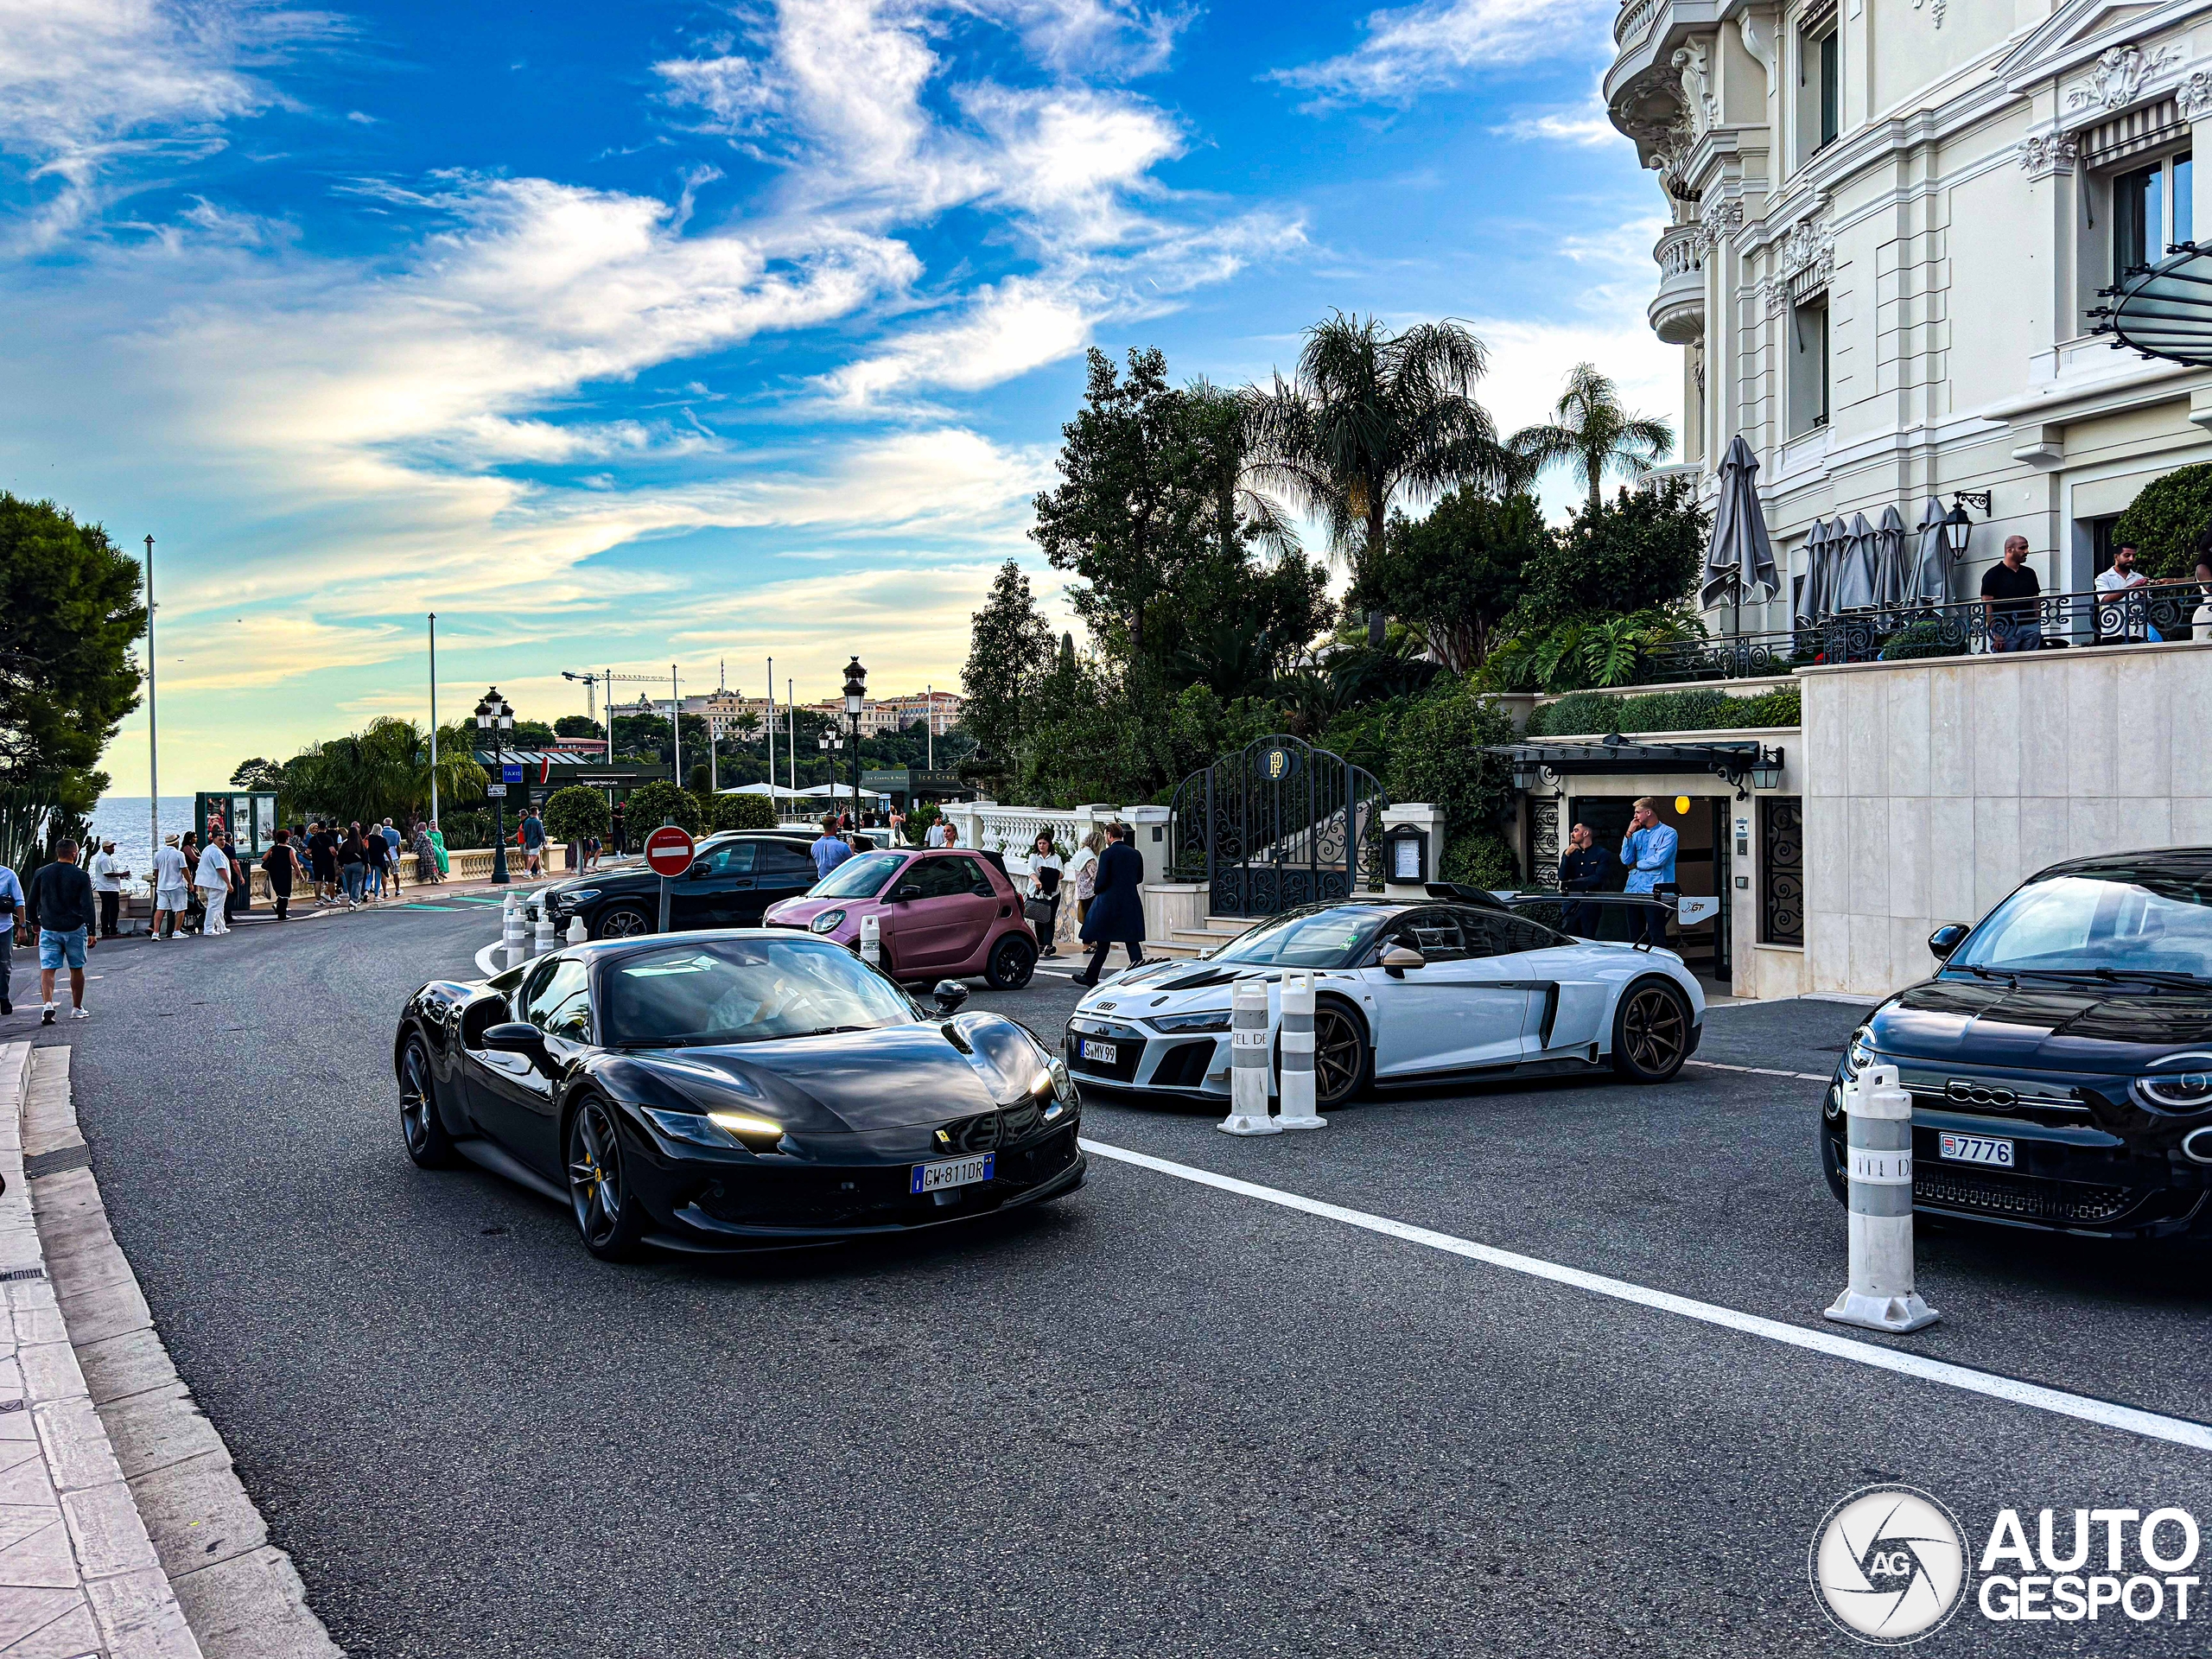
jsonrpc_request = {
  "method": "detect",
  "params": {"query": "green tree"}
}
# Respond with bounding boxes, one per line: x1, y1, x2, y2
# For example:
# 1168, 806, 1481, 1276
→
712, 793, 779, 831
2112, 462, 2212, 578
962, 561, 1056, 767
1520, 477, 1708, 626
553, 715, 604, 741
1352, 489, 1551, 675
1184, 378, 1298, 561
541, 785, 611, 842
1384, 679, 1522, 888
229, 758, 285, 791
510, 719, 556, 746
1508, 362, 1675, 514
1245, 313, 1507, 590
623, 779, 706, 836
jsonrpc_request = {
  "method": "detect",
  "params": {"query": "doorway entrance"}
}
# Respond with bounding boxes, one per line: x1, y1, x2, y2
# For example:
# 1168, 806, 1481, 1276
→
1565, 793, 1732, 984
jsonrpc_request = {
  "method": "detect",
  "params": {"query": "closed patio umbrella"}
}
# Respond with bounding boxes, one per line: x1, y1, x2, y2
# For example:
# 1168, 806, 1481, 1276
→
1699, 435, 1782, 626
1833, 512, 1878, 611
1798, 517, 1834, 623
1873, 504, 1910, 619
1908, 496, 1950, 604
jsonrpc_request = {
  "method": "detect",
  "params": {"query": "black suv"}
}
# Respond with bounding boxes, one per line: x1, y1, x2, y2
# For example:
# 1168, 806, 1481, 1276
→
542, 831, 869, 938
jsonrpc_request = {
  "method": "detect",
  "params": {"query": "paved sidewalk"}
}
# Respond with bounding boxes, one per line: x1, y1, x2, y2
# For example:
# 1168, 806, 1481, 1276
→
0, 1041, 199, 1659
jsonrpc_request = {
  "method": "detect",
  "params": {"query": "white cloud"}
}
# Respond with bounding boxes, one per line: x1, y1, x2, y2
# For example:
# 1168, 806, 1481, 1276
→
1494, 100, 1616, 147
1274, 0, 1613, 105
823, 277, 1095, 404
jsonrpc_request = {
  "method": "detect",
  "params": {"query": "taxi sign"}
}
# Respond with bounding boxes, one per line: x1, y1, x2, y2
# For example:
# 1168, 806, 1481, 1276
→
644, 825, 696, 878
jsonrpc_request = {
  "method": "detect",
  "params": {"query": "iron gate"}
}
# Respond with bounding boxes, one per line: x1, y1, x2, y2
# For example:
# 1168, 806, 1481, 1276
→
1166, 734, 1389, 917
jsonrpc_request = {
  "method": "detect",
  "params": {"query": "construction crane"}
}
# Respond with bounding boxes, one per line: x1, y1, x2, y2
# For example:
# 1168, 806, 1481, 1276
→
560, 669, 613, 762
603, 668, 689, 792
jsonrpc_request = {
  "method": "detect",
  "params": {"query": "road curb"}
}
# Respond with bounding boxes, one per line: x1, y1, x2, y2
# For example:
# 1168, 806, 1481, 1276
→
22, 1046, 343, 1659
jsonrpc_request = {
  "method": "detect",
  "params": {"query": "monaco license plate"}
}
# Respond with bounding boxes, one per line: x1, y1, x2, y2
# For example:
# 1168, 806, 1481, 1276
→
1939, 1132, 2015, 1168
1079, 1039, 1117, 1065
911, 1154, 994, 1195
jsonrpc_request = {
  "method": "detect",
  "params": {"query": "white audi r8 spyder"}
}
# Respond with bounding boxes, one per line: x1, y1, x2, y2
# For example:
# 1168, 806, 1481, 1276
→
1064, 895, 1707, 1109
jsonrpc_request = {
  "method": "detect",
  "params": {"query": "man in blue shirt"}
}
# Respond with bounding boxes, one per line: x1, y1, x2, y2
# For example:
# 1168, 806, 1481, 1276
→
0, 861, 21, 1015
1621, 798, 1679, 948
810, 815, 855, 880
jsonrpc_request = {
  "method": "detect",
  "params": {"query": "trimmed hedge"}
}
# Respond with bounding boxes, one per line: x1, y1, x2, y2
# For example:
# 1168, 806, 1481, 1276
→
1878, 620, 1964, 662
1525, 683, 1801, 737
2113, 462, 2212, 580
541, 785, 610, 842
624, 779, 707, 836
711, 792, 779, 831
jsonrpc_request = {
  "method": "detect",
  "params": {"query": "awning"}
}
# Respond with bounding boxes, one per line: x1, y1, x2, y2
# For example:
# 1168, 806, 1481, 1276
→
1482, 733, 1783, 791
2092, 241, 2212, 365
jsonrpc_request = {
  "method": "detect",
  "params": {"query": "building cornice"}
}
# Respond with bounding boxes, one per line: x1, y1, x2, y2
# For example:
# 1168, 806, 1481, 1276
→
1972, 355, 2209, 426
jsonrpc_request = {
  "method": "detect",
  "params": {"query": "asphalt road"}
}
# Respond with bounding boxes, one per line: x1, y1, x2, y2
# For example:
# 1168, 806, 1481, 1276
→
32, 905, 2212, 1656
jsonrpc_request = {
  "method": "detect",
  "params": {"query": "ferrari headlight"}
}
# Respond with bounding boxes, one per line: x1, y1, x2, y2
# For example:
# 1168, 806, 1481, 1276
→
809, 908, 847, 935
2134, 1058, 2212, 1113
1148, 1009, 1232, 1033
640, 1108, 785, 1149
1840, 1026, 1876, 1079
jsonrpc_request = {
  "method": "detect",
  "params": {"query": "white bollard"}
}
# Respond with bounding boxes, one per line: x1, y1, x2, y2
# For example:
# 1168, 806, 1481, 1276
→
860, 912, 881, 969
502, 895, 526, 969
567, 914, 588, 945
1274, 972, 1326, 1130
532, 906, 556, 957
1217, 979, 1280, 1136
1824, 1065, 1939, 1332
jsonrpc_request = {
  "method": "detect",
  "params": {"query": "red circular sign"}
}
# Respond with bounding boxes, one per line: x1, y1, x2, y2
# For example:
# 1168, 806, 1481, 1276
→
643, 825, 696, 878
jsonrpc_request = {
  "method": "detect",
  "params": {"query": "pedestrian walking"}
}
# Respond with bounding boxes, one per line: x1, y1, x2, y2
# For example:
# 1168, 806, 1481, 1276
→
337, 824, 369, 907
29, 839, 97, 1022
220, 833, 249, 926
306, 820, 338, 905
521, 808, 545, 879
150, 835, 188, 940
925, 815, 948, 847
194, 833, 234, 936
176, 833, 204, 934
0, 861, 22, 1014
811, 814, 855, 880
87, 839, 130, 938
262, 830, 300, 919
1073, 822, 1146, 987
360, 821, 390, 902
1070, 829, 1103, 929
1620, 798, 1678, 949
411, 821, 441, 885
381, 818, 404, 893
1024, 831, 1064, 958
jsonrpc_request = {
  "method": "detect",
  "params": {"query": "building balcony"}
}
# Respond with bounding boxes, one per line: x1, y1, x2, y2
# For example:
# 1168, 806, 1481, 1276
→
1649, 223, 1706, 345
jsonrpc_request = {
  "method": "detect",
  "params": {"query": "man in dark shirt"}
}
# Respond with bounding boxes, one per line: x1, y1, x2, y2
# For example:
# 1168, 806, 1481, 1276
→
29, 839, 96, 1026
1980, 536, 2043, 651
1557, 821, 1614, 937
306, 822, 338, 904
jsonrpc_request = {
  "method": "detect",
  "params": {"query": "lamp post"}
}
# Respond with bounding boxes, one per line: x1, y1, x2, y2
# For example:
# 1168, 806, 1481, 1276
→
1940, 501, 1974, 565
843, 656, 868, 827
475, 688, 513, 885
817, 728, 838, 822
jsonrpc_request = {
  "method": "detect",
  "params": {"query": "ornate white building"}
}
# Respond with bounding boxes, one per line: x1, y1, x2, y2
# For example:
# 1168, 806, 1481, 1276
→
1606, 0, 2212, 610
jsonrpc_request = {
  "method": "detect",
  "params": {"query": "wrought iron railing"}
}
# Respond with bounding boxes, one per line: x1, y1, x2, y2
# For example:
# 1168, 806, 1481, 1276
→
1643, 583, 2208, 683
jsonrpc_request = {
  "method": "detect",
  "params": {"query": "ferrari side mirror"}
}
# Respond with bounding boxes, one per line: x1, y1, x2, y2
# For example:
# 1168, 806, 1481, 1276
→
932, 980, 969, 1015
482, 1021, 548, 1058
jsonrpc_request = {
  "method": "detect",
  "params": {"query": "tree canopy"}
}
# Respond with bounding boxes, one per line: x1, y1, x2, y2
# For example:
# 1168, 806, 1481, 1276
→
1352, 489, 1549, 675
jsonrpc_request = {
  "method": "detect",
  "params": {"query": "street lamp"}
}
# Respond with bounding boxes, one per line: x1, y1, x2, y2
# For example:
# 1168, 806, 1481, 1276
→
474, 687, 513, 884
842, 656, 868, 828
1941, 501, 1975, 563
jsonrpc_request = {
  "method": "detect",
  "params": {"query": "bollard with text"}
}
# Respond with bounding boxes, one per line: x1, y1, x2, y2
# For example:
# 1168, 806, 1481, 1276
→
643, 823, 696, 935
860, 912, 881, 969
1274, 972, 1326, 1130
1824, 1064, 1939, 1332
501, 893, 525, 969
1217, 979, 1280, 1136
531, 901, 556, 957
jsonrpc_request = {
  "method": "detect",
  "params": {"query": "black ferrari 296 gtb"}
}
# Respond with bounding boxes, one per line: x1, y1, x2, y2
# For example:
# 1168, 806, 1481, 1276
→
394, 932, 1084, 1259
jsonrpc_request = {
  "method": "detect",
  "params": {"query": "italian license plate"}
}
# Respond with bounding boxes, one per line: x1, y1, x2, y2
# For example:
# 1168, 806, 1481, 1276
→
1939, 1132, 2014, 1168
911, 1154, 994, 1195
1079, 1039, 1117, 1065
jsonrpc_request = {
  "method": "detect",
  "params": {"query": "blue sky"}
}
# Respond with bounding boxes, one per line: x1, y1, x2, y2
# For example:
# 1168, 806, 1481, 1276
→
0, 0, 1671, 785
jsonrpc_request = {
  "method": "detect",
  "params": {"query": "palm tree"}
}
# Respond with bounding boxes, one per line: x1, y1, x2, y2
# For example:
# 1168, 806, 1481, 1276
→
1509, 362, 1675, 514
1183, 378, 1298, 562
1244, 313, 1508, 590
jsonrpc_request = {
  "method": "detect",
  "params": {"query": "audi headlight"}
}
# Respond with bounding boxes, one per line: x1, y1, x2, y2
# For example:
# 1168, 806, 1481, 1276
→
1148, 1009, 1232, 1033
2133, 1057, 2212, 1113
809, 908, 847, 935
1840, 1026, 1876, 1079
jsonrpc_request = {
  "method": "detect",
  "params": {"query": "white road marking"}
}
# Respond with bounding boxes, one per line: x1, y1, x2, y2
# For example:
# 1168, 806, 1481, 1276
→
1077, 1137, 2212, 1454
1688, 1058, 1830, 1083
474, 940, 504, 976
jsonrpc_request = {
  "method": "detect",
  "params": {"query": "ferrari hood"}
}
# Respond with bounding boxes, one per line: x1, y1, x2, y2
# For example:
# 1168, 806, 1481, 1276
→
1875, 976, 2212, 1066
619, 1014, 1046, 1132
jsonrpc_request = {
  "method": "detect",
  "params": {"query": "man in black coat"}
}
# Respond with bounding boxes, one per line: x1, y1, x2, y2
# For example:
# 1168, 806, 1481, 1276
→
1073, 822, 1147, 988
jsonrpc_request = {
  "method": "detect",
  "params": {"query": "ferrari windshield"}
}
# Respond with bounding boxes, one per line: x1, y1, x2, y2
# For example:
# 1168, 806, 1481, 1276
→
1210, 905, 1393, 969
603, 938, 915, 1046
1950, 872, 2212, 980
810, 851, 906, 899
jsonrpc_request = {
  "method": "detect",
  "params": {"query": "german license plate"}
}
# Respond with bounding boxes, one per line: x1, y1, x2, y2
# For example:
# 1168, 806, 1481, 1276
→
1939, 1132, 2014, 1168
911, 1154, 994, 1194
1079, 1039, 1117, 1065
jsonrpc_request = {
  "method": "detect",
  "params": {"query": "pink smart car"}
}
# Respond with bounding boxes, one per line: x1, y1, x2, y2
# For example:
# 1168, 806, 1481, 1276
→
763, 847, 1039, 988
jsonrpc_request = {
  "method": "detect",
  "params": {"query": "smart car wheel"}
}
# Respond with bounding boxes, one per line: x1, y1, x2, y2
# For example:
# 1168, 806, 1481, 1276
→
1611, 979, 1692, 1083
986, 934, 1037, 989
567, 1097, 645, 1262
594, 903, 652, 939
398, 1033, 454, 1168
1313, 998, 1372, 1108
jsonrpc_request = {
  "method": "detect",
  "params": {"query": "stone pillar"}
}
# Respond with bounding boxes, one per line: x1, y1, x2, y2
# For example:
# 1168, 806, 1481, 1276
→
1379, 803, 1446, 896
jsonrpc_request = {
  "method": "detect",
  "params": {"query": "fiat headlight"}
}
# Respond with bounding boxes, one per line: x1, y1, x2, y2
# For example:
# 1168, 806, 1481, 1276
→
1149, 1009, 1232, 1033
2134, 1057, 2212, 1113
809, 908, 847, 935
1840, 1026, 1876, 1079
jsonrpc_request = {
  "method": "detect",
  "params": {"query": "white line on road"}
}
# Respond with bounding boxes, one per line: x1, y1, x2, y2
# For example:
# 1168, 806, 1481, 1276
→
1688, 1058, 1832, 1084
474, 939, 504, 976
1077, 1137, 2212, 1454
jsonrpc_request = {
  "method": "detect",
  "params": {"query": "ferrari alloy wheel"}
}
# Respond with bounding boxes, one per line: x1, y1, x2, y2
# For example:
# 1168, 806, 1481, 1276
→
398, 1034, 454, 1168
985, 934, 1037, 990
1611, 980, 1692, 1083
1312, 999, 1371, 1108
567, 1098, 644, 1261
594, 904, 652, 940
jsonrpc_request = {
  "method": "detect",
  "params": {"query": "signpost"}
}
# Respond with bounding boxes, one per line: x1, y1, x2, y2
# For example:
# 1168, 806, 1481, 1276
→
644, 824, 696, 933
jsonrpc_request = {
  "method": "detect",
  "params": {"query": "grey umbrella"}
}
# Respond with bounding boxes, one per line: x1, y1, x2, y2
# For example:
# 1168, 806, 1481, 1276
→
1908, 496, 1949, 604
1798, 517, 1834, 623
1834, 512, 1878, 611
1874, 504, 1910, 620
1699, 435, 1781, 622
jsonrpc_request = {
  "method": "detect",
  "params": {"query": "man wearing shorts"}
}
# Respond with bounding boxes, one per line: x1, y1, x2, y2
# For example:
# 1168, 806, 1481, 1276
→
307, 821, 338, 904
521, 809, 545, 879
29, 839, 95, 1024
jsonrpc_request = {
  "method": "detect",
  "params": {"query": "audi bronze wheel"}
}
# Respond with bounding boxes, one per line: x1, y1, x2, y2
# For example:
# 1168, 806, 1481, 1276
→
567, 1098, 644, 1261
1611, 980, 1692, 1083
398, 1034, 454, 1167
594, 904, 652, 939
1313, 1000, 1372, 1108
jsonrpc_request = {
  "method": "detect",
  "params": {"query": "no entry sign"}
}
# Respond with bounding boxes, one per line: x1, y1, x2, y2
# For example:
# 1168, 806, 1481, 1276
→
644, 825, 696, 879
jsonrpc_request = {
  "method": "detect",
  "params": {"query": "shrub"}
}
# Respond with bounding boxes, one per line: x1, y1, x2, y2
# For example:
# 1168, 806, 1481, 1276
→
711, 792, 779, 831
1440, 830, 1521, 891
624, 779, 706, 836
2113, 462, 2212, 580
541, 785, 610, 843
1382, 679, 1519, 849
1878, 620, 1964, 663
906, 803, 940, 845
1526, 684, 1801, 736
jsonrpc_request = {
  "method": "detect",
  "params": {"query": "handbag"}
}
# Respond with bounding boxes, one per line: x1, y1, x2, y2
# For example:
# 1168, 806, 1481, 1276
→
1023, 897, 1056, 928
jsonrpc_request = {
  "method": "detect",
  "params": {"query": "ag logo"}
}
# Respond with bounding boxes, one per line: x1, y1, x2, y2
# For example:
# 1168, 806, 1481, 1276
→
1809, 1485, 1970, 1645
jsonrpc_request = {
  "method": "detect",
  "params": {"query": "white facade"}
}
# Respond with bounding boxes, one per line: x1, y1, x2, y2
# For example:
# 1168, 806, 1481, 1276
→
1607, 0, 2212, 607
